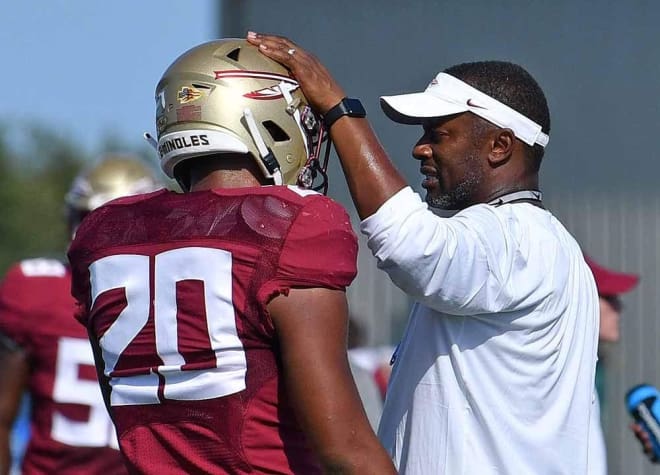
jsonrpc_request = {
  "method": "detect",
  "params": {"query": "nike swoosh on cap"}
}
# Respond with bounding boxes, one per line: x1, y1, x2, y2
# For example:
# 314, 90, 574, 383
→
467, 99, 488, 109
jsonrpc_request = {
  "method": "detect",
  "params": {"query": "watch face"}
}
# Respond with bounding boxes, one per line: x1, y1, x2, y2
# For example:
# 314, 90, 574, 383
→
323, 98, 367, 129
345, 98, 366, 117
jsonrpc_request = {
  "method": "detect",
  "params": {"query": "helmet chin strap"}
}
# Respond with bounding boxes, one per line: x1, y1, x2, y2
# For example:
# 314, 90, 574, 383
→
243, 107, 283, 185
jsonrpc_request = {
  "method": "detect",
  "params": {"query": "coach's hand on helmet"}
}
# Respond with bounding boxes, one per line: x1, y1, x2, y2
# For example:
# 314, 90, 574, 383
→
247, 32, 345, 115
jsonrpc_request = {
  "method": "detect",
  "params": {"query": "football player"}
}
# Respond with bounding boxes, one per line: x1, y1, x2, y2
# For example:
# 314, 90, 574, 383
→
0, 156, 160, 474
68, 39, 395, 474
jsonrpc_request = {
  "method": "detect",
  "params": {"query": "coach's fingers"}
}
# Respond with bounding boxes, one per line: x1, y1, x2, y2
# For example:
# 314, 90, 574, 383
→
246, 31, 303, 73
247, 31, 345, 114
247, 32, 295, 62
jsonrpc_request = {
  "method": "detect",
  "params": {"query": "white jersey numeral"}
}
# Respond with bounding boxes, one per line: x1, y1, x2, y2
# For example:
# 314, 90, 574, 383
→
51, 337, 118, 448
89, 247, 247, 406
20, 258, 66, 277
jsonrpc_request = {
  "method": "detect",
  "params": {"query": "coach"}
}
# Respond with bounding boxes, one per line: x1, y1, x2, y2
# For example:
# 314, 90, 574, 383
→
248, 32, 600, 474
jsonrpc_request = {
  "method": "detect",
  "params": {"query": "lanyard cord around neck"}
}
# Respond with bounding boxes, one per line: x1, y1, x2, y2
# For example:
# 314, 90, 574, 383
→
487, 190, 544, 208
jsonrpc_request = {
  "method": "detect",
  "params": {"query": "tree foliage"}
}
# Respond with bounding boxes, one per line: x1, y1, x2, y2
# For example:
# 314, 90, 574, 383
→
0, 122, 170, 275
0, 125, 88, 273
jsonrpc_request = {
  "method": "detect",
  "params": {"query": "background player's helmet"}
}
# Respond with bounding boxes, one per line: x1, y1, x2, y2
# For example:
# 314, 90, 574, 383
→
65, 155, 161, 229
152, 39, 327, 192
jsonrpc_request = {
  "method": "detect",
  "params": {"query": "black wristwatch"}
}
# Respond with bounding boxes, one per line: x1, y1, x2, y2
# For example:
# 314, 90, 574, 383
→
323, 98, 366, 129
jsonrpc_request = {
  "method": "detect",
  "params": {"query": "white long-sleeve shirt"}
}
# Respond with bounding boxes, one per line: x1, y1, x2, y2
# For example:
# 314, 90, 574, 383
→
361, 187, 599, 475
588, 393, 607, 475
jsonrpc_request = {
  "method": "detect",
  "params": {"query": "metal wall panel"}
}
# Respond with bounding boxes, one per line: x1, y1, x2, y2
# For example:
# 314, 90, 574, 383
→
547, 190, 660, 475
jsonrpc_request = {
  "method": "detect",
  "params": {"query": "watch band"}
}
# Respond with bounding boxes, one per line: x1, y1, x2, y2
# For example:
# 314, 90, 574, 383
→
323, 98, 366, 129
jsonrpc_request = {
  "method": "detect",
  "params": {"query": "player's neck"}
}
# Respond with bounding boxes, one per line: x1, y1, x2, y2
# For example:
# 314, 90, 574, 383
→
190, 169, 263, 191
188, 155, 267, 191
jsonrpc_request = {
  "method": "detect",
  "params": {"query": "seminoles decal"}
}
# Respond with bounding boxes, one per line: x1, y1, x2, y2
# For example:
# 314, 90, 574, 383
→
213, 70, 299, 100
177, 85, 203, 104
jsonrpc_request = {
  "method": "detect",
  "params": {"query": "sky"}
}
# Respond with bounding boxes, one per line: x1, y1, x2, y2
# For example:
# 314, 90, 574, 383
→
1, 0, 218, 157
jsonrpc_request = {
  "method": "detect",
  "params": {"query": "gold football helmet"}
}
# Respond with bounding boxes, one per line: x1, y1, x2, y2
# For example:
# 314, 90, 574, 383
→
150, 39, 327, 192
65, 155, 161, 227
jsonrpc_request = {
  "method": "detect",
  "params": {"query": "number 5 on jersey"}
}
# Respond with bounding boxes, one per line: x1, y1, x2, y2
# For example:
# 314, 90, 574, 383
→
52, 337, 118, 448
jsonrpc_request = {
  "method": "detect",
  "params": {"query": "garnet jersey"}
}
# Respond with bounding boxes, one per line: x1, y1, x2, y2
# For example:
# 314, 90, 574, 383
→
68, 186, 358, 475
0, 258, 126, 475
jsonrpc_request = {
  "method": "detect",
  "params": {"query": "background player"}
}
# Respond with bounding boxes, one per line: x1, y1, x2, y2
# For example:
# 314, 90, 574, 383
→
68, 39, 395, 474
0, 156, 160, 474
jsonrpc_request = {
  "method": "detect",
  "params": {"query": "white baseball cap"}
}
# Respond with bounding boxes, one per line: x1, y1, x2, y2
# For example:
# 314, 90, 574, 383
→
380, 72, 549, 148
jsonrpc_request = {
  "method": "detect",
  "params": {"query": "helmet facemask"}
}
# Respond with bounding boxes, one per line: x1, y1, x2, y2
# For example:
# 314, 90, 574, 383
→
297, 103, 330, 194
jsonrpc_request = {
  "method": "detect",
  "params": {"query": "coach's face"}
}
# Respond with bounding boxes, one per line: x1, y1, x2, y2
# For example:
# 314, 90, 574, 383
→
412, 113, 486, 210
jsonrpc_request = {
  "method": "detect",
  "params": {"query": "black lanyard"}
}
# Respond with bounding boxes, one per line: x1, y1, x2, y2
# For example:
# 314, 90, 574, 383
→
487, 190, 544, 209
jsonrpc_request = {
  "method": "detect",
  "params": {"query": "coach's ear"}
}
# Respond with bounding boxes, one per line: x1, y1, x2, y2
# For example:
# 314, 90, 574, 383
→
487, 128, 515, 167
